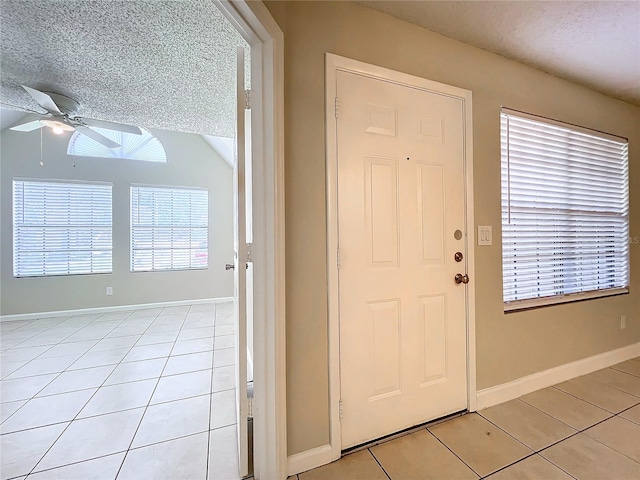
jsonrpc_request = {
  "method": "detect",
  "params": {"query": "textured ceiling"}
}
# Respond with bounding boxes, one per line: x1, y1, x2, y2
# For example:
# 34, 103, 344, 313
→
0, 0, 249, 137
359, 1, 640, 106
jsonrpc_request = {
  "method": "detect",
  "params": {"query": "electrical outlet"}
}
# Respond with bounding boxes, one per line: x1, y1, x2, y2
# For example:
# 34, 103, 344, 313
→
621, 315, 626, 329
106, 286, 113, 296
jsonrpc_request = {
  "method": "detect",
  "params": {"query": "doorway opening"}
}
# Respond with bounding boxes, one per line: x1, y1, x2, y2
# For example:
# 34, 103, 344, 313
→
0, 1, 285, 478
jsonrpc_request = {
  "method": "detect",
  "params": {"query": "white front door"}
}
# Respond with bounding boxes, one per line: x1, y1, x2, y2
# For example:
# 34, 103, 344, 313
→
337, 70, 469, 448
233, 47, 249, 477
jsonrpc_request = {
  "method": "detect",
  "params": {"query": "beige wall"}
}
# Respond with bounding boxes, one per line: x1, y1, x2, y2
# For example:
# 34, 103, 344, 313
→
0, 124, 234, 315
265, 1, 640, 456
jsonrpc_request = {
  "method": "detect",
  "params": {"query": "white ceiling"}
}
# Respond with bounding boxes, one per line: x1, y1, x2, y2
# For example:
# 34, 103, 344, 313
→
0, 0, 248, 137
2, 0, 637, 138
359, 1, 640, 106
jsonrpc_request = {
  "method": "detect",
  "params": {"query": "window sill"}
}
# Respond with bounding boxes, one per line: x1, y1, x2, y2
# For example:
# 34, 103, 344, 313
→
504, 287, 630, 313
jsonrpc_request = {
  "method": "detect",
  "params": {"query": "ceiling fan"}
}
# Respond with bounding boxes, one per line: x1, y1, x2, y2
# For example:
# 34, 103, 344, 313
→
8, 85, 141, 148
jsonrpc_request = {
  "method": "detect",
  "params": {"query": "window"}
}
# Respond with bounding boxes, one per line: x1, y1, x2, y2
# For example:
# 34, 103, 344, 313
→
68, 127, 167, 162
501, 109, 629, 310
130, 185, 208, 272
13, 179, 112, 277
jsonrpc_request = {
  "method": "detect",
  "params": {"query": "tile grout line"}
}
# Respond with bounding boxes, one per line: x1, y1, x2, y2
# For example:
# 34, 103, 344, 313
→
113, 305, 202, 479
615, 401, 640, 419
517, 393, 614, 431
7, 311, 129, 353
609, 364, 640, 379
23, 429, 212, 480
24, 450, 130, 479
532, 455, 580, 480
128, 428, 211, 453
1, 317, 104, 379
4, 363, 232, 401
423, 426, 483, 478
6, 318, 266, 383
2, 390, 238, 438
479, 399, 637, 477
477, 404, 575, 445
1, 312, 140, 430
437, 399, 630, 478
576, 421, 640, 465
365, 447, 393, 480
23, 310, 155, 477
340, 411, 467, 456
16, 310, 179, 476
11, 303, 222, 479
96, 428, 221, 478
478, 451, 578, 480
205, 302, 218, 480
0, 307, 202, 376
574, 368, 640, 396
0, 317, 40, 335
550, 382, 640, 413
4, 310, 136, 378
11, 307, 624, 478
2, 315, 78, 348
475, 413, 577, 479
476, 451, 539, 480
1, 316, 225, 427
480, 396, 625, 454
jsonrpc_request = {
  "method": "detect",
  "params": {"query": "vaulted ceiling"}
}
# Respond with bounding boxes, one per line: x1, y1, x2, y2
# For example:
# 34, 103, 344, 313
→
359, 0, 640, 106
0, 0, 248, 137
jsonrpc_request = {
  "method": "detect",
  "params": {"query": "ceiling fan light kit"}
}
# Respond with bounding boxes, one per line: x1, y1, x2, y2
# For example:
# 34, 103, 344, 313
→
9, 85, 142, 148
40, 119, 75, 134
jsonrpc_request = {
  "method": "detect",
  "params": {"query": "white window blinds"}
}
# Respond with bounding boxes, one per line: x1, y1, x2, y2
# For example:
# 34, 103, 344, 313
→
13, 180, 113, 277
501, 109, 629, 310
130, 185, 209, 272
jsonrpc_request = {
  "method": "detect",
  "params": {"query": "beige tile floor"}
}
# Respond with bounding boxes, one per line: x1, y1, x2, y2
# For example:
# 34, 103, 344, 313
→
293, 357, 640, 480
4, 304, 639, 480
0, 302, 240, 480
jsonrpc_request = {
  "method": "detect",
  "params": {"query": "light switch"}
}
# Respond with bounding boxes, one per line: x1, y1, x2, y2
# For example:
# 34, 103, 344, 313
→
478, 226, 492, 246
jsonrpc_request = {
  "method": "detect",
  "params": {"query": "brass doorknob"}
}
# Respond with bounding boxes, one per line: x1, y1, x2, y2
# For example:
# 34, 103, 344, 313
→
455, 273, 469, 284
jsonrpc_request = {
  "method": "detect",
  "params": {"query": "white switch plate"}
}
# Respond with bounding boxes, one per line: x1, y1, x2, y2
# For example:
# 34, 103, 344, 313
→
106, 286, 113, 296
478, 226, 492, 246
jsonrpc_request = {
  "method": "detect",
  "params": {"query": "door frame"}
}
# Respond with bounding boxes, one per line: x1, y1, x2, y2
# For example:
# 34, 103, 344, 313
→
214, 2, 287, 479
325, 53, 477, 460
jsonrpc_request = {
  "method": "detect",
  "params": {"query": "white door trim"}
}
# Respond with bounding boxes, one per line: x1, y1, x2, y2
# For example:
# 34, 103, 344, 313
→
325, 53, 476, 465
214, 2, 287, 479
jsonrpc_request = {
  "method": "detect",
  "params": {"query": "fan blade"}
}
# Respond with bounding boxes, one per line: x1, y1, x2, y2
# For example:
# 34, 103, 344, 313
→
9, 119, 44, 132
74, 125, 120, 148
81, 117, 142, 135
22, 86, 63, 115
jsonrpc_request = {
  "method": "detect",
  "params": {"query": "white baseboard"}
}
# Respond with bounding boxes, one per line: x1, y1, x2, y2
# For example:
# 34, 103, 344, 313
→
0, 297, 233, 322
287, 342, 640, 475
288, 443, 339, 476
476, 342, 640, 411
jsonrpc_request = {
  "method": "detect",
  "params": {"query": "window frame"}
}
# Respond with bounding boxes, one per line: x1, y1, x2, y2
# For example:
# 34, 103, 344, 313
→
500, 108, 630, 312
67, 126, 167, 163
12, 178, 113, 278
130, 184, 209, 273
